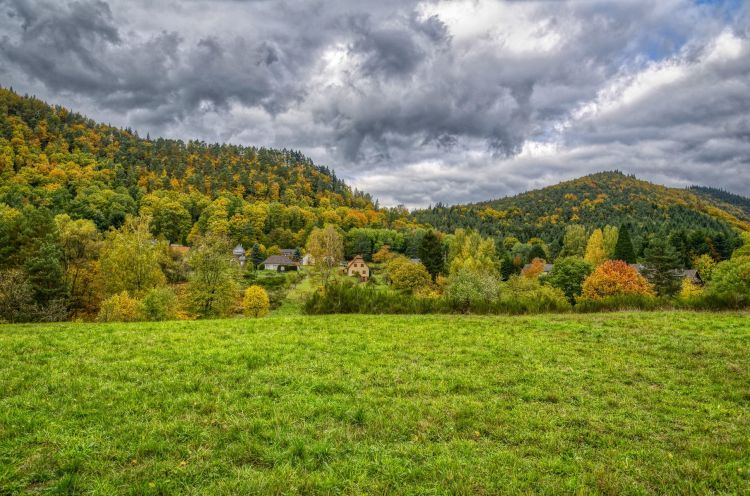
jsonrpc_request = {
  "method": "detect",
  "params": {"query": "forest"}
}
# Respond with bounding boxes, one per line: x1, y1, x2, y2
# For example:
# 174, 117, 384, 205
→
2, 87, 750, 322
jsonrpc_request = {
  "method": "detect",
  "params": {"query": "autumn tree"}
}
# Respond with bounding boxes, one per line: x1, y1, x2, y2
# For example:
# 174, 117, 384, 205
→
448, 229, 499, 276
99, 216, 166, 297
187, 235, 240, 318
306, 225, 343, 284
584, 228, 607, 266
603, 225, 619, 258
521, 258, 545, 279
386, 257, 432, 293
581, 260, 654, 300
243, 285, 270, 317
691, 254, 717, 282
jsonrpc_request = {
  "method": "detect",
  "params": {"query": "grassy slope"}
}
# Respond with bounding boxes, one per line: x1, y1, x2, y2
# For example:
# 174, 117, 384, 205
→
1, 313, 749, 495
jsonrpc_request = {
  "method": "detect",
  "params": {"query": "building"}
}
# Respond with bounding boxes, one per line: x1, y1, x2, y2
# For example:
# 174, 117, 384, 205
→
280, 248, 300, 261
346, 255, 370, 282
301, 254, 314, 266
262, 255, 299, 271
522, 262, 554, 274
232, 244, 246, 267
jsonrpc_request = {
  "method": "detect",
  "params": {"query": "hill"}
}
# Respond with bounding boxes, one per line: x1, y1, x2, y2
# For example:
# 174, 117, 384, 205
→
0, 87, 414, 249
1, 313, 748, 494
413, 171, 748, 257
690, 185, 750, 221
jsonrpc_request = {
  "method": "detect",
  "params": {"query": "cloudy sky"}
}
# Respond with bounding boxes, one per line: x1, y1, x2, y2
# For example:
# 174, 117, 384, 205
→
1, 0, 748, 207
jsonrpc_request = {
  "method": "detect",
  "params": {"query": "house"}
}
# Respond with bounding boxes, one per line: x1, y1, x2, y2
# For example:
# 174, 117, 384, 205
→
301, 254, 314, 266
232, 244, 247, 267
280, 248, 300, 261
262, 255, 299, 271
631, 264, 704, 285
346, 255, 370, 282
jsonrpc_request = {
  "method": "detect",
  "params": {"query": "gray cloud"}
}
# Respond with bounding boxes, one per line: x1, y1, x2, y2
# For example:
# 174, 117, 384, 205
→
0, 0, 748, 207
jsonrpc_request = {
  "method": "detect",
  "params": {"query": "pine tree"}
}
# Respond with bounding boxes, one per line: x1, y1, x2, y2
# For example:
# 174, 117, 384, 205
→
642, 236, 681, 297
419, 230, 444, 281
251, 243, 264, 269
613, 225, 636, 263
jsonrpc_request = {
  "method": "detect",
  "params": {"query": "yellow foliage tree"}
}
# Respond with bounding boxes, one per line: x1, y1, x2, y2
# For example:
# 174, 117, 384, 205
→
584, 228, 608, 266
242, 285, 270, 317
581, 260, 655, 300
679, 278, 703, 299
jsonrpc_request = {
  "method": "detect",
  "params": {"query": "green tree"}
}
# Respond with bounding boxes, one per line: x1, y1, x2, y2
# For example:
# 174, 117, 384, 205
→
139, 287, 178, 321
387, 257, 432, 293
419, 230, 444, 280
187, 235, 240, 318
560, 225, 587, 257
613, 224, 636, 263
448, 229, 499, 276
250, 243, 264, 269
446, 269, 498, 311
546, 257, 593, 304
528, 243, 547, 262
603, 225, 619, 258
99, 216, 166, 297
642, 237, 681, 297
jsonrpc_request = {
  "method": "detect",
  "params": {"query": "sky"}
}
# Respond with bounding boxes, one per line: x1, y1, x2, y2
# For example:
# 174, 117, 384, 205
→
0, 0, 748, 208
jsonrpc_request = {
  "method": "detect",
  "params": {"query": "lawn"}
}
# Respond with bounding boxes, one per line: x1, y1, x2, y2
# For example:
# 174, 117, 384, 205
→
1, 312, 749, 494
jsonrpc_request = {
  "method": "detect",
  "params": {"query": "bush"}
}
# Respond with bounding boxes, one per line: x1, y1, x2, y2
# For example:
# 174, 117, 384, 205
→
575, 295, 668, 313
304, 281, 446, 315
445, 269, 498, 312
581, 260, 654, 300
243, 285, 270, 317
387, 257, 432, 293
497, 276, 571, 314
98, 291, 141, 322
709, 257, 750, 296
139, 287, 178, 321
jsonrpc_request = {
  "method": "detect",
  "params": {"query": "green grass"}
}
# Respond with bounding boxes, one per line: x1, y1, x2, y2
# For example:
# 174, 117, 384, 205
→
1, 312, 749, 494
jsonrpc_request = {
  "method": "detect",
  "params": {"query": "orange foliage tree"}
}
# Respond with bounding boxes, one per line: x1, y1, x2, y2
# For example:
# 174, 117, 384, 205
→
581, 260, 654, 299
521, 258, 545, 279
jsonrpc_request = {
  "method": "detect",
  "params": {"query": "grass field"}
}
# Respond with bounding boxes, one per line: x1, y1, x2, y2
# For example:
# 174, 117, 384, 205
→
1, 312, 749, 494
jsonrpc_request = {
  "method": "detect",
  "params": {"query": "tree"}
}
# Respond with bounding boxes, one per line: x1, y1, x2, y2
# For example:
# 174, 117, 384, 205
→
419, 230, 444, 280
387, 257, 432, 293
584, 228, 608, 266
603, 225, 619, 259
243, 285, 270, 317
0, 269, 36, 323
679, 278, 703, 299
306, 225, 343, 284
521, 258, 545, 279
250, 243, 264, 269
99, 216, 166, 297
139, 287, 178, 321
527, 244, 547, 262
546, 256, 593, 304
709, 257, 750, 297
448, 229, 499, 276
613, 225, 636, 263
642, 237, 682, 297
187, 235, 240, 318
23, 237, 69, 309
581, 260, 654, 300
446, 269, 498, 311
56, 214, 101, 314
560, 225, 587, 257
500, 255, 518, 281
691, 253, 717, 282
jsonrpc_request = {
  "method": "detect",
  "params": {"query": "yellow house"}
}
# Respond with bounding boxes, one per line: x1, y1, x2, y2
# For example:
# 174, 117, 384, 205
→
346, 255, 370, 282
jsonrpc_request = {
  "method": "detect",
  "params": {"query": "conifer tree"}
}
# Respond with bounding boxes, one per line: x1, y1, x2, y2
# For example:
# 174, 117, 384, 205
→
642, 236, 681, 297
251, 243, 264, 269
419, 230, 444, 280
613, 225, 636, 263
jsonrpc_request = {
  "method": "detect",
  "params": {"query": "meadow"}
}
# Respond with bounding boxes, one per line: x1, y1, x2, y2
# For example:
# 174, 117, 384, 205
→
1, 312, 749, 494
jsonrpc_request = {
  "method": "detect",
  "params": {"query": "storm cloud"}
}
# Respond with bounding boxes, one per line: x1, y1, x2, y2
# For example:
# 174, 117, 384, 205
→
0, 0, 748, 206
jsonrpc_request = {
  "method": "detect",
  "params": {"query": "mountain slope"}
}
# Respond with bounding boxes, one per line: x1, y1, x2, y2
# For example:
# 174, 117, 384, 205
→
413, 171, 747, 253
690, 186, 750, 222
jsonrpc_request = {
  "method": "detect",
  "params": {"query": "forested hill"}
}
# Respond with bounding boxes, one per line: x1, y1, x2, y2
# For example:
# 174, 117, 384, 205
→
412, 171, 748, 257
0, 87, 412, 248
690, 186, 750, 221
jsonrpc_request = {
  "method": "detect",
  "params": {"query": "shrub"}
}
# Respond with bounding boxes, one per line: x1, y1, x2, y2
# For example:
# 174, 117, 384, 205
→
497, 276, 571, 314
387, 257, 432, 293
98, 291, 141, 322
243, 285, 270, 317
575, 295, 669, 313
521, 258, 545, 279
304, 281, 446, 315
445, 269, 498, 312
139, 287, 178, 321
679, 278, 703, 299
546, 256, 592, 304
691, 254, 717, 283
581, 260, 655, 300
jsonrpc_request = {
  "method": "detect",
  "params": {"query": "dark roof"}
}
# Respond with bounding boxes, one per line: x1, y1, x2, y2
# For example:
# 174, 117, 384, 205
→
263, 255, 298, 266
522, 263, 554, 272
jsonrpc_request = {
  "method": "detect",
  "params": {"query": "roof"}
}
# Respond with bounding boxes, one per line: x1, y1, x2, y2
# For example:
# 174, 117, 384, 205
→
262, 255, 298, 266
346, 255, 368, 270
232, 244, 245, 256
